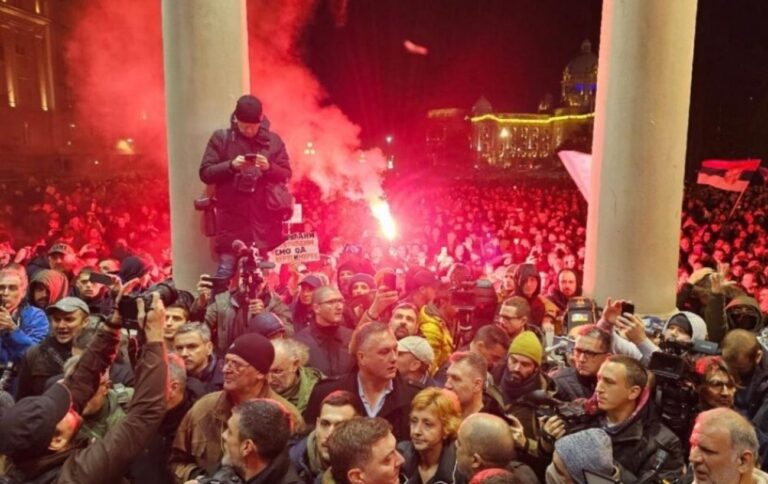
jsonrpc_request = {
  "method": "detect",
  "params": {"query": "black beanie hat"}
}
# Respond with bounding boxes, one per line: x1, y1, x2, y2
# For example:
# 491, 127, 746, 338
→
235, 95, 263, 123
226, 333, 274, 374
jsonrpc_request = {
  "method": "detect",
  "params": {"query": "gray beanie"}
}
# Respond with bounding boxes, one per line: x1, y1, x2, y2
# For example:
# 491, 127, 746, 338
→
554, 428, 614, 484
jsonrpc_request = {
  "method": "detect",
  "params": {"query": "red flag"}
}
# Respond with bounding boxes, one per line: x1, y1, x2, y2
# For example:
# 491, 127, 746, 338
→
697, 159, 761, 192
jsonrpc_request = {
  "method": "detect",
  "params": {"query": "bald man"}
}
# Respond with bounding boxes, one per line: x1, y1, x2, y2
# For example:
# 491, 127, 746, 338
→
689, 408, 768, 483
294, 286, 354, 376
455, 413, 538, 481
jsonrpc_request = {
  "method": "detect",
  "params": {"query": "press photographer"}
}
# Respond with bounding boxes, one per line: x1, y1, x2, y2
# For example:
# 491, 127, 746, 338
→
199, 94, 293, 280
202, 241, 293, 355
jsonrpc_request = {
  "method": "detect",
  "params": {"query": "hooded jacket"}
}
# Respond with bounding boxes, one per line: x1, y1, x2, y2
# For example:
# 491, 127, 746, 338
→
512, 264, 546, 325
28, 269, 69, 308
726, 295, 764, 333
0, 303, 48, 365
199, 116, 292, 253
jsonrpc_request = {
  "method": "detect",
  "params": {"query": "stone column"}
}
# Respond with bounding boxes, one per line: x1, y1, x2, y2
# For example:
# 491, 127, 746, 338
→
162, 0, 249, 291
583, 0, 698, 314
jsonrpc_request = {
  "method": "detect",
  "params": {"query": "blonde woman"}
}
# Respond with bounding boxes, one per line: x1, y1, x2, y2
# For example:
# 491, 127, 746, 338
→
397, 387, 463, 484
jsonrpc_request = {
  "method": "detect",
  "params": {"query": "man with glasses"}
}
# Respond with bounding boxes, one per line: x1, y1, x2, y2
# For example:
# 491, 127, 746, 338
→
170, 332, 304, 482
496, 296, 539, 342
294, 286, 354, 377
552, 324, 611, 401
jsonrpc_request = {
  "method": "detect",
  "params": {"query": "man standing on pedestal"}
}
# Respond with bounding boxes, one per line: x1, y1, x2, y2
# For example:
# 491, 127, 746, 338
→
199, 95, 292, 279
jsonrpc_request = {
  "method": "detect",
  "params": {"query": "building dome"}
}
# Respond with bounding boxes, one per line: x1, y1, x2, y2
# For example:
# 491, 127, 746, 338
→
471, 96, 494, 117
564, 39, 597, 78
561, 40, 597, 110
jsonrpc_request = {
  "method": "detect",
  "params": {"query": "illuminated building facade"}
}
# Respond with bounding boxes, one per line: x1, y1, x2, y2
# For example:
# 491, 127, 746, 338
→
426, 40, 597, 169
0, 0, 75, 172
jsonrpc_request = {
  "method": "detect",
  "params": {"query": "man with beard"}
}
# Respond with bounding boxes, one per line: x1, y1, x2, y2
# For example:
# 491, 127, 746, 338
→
269, 338, 323, 414
0, 264, 48, 367
195, 399, 300, 483
288, 391, 360, 483
304, 323, 422, 441
493, 331, 553, 458
294, 286, 354, 377
388, 302, 420, 340
552, 324, 611, 401
547, 269, 580, 313
16, 297, 90, 399
27, 268, 69, 311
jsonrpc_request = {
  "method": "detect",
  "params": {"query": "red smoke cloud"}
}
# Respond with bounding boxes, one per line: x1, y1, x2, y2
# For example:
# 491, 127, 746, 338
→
65, 1, 384, 202
246, 1, 387, 201
64, 1, 166, 166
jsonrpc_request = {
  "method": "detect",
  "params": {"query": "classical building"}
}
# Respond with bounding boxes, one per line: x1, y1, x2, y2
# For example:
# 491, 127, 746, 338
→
0, 0, 77, 174
426, 40, 597, 169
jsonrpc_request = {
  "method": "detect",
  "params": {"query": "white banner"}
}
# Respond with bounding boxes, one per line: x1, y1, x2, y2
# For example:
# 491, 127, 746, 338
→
273, 231, 320, 263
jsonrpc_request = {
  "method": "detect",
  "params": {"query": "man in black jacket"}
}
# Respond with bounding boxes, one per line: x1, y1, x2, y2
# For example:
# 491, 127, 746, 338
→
196, 398, 301, 484
303, 322, 422, 441
552, 324, 611, 401
199, 94, 292, 278
543, 355, 684, 483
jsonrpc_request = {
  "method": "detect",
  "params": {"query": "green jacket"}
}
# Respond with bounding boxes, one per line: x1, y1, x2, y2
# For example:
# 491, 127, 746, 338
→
78, 384, 134, 440
279, 366, 324, 414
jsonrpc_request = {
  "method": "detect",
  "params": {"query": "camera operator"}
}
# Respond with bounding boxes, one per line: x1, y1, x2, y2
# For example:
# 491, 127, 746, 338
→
203, 261, 293, 356
0, 290, 168, 483
199, 95, 292, 279
542, 356, 684, 483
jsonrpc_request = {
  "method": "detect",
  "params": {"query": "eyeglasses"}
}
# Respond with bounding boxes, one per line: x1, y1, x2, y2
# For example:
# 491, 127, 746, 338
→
223, 358, 250, 374
319, 298, 345, 306
497, 315, 523, 324
573, 348, 608, 359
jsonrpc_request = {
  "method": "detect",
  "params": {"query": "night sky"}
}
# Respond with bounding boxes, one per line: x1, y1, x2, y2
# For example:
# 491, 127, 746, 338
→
300, 0, 768, 175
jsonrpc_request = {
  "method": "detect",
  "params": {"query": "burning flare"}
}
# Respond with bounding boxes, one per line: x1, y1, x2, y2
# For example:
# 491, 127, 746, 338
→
370, 198, 398, 241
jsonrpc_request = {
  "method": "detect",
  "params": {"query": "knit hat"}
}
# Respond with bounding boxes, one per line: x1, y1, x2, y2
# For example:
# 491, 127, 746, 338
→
247, 312, 286, 339
397, 336, 435, 366
554, 428, 615, 484
666, 313, 693, 338
508, 331, 543, 365
226, 333, 275, 374
234, 95, 263, 123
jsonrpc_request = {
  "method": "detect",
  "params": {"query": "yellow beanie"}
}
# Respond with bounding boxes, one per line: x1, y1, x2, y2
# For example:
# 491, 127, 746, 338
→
508, 331, 543, 365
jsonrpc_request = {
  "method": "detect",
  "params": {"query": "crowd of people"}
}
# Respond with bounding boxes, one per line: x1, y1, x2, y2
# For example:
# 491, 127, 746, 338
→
0, 160, 767, 483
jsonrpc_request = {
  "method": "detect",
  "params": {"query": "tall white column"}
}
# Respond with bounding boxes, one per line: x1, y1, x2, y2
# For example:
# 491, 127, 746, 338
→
162, 0, 249, 291
583, 0, 698, 314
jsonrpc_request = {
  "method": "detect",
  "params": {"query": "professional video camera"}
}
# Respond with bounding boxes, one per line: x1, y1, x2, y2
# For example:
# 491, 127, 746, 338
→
232, 239, 275, 300
524, 390, 593, 435
648, 339, 720, 441
564, 297, 599, 332
449, 279, 498, 346
117, 281, 179, 330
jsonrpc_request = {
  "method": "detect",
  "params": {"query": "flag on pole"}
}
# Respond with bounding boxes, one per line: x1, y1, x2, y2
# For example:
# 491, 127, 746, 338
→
557, 150, 591, 200
696, 159, 761, 192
